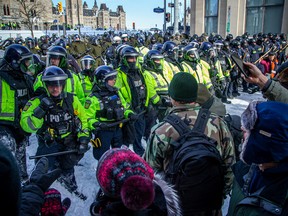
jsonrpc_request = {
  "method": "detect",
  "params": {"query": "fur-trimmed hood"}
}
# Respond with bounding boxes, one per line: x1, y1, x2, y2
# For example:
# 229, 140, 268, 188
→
153, 173, 182, 216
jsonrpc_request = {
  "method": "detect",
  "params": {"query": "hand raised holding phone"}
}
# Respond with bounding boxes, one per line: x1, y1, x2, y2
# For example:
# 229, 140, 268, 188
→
230, 53, 250, 78
242, 62, 269, 89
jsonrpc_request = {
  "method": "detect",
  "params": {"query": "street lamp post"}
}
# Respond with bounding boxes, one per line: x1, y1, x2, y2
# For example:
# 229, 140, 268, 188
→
76, 0, 81, 35
44, 22, 48, 36
164, 0, 166, 32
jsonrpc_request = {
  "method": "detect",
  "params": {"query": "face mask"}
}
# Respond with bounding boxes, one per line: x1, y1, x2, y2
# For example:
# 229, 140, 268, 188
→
128, 62, 137, 70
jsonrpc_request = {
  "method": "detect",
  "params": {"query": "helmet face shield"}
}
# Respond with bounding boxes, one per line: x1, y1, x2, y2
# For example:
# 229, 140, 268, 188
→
186, 49, 199, 62
44, 80, 67, 99
151, 55, 164, 72
104, 71, 117, 82
209, 48, 217, 58
95, 66, 118, 89
44, 79, 66, 87
81, 59, 95, 71
20, 55, 34, 74
46, 47, 67, 68
214, 44, 223, 51
42, 67, 68, 99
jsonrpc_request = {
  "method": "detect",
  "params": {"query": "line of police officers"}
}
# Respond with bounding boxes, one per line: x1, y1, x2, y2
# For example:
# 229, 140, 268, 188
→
0, 30, 286, 192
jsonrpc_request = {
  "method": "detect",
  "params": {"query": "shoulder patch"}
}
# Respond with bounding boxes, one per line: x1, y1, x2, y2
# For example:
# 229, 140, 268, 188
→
84, 100, 92, 109
74, 109, 79, 115
23, 102, 32, 111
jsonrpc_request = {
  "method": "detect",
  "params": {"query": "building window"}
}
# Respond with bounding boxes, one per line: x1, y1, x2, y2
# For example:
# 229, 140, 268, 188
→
3, 5, 7, 15
246, 0, 284, 34
204, 0, 218, 34
7, 5, 10, 15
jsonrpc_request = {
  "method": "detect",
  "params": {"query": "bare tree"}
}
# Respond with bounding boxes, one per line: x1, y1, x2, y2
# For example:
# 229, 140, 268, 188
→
17, 0, 45, 38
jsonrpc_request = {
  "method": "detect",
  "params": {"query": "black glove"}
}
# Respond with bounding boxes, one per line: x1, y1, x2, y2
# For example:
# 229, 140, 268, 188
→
161, 97, 172, 107
33, 97, 54, 119
128, 113, 138, 121
225, 76, 231, 83
78, 137, 90, 154
40, 97, 54, 110
155, 99, 163, 107
93, 122, 108, 129
29, 157, 61, 192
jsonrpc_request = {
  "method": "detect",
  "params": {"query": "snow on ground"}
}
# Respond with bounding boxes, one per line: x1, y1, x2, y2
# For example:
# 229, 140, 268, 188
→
26, 91, 265, 216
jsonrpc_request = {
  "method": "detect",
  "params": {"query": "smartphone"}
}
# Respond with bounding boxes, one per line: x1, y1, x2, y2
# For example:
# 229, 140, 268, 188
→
230, 53, 250, 78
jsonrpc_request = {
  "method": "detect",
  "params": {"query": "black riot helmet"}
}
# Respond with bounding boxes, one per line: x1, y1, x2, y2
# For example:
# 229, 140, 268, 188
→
189, 40, 200, 49
214, 40, 224, 51
151, 43, 163, 52
115, 43, 130, 66
199, 41, 213, 55
144, 50, 164, 73
162, 41, 177, 57
80, 55, 96, 78
25, 37, 35, 49
183, 45, 200, 62
15, 37, 24, 45
46, 46, 68, 69
54, 38, 67, 49
4, 44, 34, 73
94, 65, 117, 89
120, 46, 139, 70
42, 66, 68, 99
226, 34, 233, 41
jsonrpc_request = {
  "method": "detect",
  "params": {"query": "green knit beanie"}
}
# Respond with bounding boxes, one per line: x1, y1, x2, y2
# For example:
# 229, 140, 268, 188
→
168, 72, 198, 102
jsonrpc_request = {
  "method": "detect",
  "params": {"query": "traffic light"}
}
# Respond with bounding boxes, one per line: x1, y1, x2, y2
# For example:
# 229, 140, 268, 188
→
165, 13, 170, 22
132, 22, 135, 30
58, 2, 63, 13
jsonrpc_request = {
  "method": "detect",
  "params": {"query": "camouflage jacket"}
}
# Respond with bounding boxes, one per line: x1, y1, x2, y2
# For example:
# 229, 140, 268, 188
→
144, 103, 236, 196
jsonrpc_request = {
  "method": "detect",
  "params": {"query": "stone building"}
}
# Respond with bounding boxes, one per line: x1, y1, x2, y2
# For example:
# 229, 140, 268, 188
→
0, 0, 126, 31
0, 0, 53, 30
81, 0, 126, 30
189, 0, 288, 36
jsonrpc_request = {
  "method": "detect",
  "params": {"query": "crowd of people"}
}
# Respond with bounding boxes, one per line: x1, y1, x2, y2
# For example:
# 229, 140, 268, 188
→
0, 29, 288, 216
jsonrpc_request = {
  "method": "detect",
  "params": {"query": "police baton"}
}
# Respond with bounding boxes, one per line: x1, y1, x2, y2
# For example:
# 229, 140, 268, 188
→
94, 110, 147, 131
29, 149, 78, 160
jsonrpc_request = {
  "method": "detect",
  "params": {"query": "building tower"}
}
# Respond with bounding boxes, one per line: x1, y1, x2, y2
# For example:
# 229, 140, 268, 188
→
65, 0, 83, 28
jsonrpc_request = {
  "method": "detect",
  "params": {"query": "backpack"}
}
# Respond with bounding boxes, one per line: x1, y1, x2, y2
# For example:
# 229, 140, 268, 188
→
224, 114, 243, 161
164, 108, 224, 214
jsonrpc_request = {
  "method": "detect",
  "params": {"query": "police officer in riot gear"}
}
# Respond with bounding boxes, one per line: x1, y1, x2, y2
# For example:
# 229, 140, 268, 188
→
79, 55, 96, 96
214, 40, 232, 104
115, 46, 160, 156
84, 65, 134, 160
54, 38, 81, 73
162, 41, 183, 82
200, 41, 226, 99
21, 66, 90, 195
34, 45, 85, 102
0, 44, 34, 182
143, 50, 170, 123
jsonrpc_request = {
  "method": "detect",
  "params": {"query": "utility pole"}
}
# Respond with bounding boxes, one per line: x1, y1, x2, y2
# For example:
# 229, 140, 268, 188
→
174, 0, 179, 34
163, 0, 166, 32
63, 8, 68, 36
76, 0, 81, 35
183, 0, 187, 34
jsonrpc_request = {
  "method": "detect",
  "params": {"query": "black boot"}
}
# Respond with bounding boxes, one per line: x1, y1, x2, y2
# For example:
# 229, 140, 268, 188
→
222, 98, 231, 104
